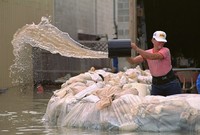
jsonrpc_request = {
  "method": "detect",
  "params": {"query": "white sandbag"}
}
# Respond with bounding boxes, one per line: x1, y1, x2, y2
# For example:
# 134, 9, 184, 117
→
125, 68, 139, 76
127, 83, 150, 97
114, 87, 138, 99
137, 75, 152, 84
74, 84, 98, 100
61, 102, 101, 128
86, 80, 95, 86
82, 94, 100, 103
185, 94, 200, 110
43, 93, 77, 125
61, 94, 143, 130
85, 72, 103, 82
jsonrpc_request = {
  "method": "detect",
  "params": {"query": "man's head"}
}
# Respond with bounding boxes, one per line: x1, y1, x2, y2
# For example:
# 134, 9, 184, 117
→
153, 31, 167, 43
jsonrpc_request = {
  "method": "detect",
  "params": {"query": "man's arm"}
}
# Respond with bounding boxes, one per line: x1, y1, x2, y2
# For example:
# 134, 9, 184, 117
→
127, 55, 144, 64
131, 43, 163, 60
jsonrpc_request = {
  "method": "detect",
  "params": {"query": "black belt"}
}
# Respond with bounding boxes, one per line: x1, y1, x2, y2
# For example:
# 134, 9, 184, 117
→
152, 69, 176, 85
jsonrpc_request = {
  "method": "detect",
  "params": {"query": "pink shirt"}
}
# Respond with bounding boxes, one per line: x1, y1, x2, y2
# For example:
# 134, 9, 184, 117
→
146, 47, 172, 77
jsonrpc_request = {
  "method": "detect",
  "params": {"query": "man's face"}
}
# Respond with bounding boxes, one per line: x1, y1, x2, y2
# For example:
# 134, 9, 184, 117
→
152, 38, 165, 50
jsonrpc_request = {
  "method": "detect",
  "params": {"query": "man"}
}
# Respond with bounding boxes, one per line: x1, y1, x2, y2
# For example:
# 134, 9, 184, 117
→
128, 31, 182, 96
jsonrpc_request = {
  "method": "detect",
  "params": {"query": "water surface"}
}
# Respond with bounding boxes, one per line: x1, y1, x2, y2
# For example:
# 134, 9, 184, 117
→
0, 85, 196, 135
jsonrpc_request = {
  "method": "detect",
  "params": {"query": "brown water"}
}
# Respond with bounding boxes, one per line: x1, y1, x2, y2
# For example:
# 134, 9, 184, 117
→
0, 85, 196, 135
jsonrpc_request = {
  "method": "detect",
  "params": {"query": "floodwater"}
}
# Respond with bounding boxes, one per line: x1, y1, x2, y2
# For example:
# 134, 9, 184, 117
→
0, 85, 197, 135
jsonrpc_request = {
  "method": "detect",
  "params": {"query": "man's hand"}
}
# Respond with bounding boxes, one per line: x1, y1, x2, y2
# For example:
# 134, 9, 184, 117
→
131, 43, 138, 51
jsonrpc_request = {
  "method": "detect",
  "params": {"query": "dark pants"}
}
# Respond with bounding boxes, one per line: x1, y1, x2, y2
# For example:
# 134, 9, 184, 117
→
151, 79, 182, 96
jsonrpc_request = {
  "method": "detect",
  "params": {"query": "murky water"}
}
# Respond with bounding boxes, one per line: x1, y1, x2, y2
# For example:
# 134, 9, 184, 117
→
0, 85, 196, 135
0, 85, 50, 135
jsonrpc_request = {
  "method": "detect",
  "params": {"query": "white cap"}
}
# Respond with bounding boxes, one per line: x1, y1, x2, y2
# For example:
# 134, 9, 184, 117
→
153, 31, 167, 42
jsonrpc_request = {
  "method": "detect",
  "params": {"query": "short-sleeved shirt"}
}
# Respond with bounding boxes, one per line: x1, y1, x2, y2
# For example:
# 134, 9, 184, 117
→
145, 47, 172, 77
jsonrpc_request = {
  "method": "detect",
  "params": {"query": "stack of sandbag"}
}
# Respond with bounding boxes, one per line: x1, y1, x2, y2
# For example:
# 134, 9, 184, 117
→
42, 66, 200, 132
59, 94, 200, 132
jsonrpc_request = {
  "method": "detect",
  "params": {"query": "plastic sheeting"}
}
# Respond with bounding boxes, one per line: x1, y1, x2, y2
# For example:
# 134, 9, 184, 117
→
43, 66, 200, 133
